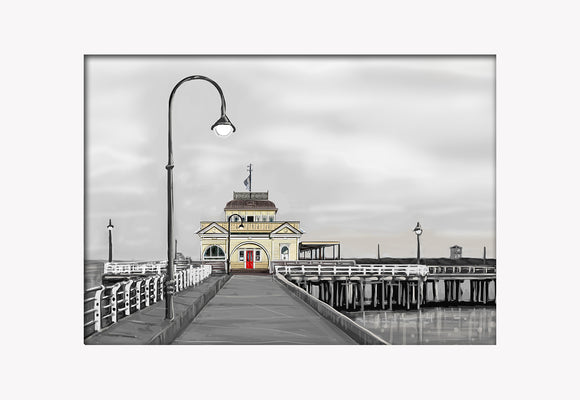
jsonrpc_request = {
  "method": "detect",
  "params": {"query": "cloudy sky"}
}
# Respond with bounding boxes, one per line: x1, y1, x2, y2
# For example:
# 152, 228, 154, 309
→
86, 55, 495, 261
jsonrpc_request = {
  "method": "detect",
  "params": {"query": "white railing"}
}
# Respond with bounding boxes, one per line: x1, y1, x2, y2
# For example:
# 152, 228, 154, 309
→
84, 264, 212, 338
427, 265, 496, 274
103, 260, 169, 275
274, 264, 430, 277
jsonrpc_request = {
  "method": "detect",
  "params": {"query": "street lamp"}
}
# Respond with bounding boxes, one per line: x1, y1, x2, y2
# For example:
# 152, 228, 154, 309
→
413, 221, 423, 265
165, 75, 236, 320
107, 219, 114, 263
226, 214, 244, 275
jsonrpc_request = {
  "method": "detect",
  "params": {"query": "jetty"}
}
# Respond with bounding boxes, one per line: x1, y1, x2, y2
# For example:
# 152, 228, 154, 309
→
84, 259, 494, 345
274, 260, 496, 311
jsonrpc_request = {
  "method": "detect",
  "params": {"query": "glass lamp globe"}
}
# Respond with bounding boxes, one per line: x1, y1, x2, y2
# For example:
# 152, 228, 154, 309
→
413, 222, 422, 236
213, 124, 234, 137
211, 115, 236, 138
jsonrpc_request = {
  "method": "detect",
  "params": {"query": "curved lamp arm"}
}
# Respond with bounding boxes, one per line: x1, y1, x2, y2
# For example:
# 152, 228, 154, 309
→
167, 75, 235, 171
165, 75, 235, 320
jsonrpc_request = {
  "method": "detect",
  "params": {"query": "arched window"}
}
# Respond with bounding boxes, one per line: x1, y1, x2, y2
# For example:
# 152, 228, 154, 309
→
281, 245, 289, 261
203, 245, 225, 259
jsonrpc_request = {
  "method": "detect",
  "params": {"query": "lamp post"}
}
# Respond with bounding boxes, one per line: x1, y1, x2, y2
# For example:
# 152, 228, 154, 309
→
413, 222, 423, 265
226, 213, 244, 274
107, 219, 114, 262
165, 75, 236, 321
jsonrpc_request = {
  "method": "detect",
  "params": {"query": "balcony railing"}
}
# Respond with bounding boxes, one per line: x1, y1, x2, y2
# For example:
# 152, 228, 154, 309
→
200, 221, 301, 232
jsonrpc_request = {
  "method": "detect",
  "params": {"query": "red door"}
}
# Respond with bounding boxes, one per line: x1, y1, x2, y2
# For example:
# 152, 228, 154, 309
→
246, 250, 254, 269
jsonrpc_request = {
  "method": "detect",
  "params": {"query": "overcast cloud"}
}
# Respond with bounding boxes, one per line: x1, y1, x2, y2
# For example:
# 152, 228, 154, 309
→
85, 56, 495, 261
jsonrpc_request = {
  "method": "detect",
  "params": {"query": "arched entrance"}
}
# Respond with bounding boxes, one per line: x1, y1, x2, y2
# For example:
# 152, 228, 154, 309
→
231, 241, 271, 272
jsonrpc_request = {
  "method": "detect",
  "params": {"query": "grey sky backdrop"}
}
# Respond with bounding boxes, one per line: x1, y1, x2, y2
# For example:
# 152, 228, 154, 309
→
86, 55, 495, 261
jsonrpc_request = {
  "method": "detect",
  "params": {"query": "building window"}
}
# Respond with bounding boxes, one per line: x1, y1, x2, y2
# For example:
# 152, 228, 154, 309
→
247, 216, 254, 222
256, 250, 261, 262
239, 250, 245, 261
203, 245, 225, 259
281, 245, 289, 261
269, 216, 274, 222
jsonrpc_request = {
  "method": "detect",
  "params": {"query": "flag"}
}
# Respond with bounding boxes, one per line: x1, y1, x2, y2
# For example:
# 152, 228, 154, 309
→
243, 175, 251, 191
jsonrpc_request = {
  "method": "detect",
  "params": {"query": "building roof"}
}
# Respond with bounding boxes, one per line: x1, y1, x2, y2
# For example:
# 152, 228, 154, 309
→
224, 191, 278, 211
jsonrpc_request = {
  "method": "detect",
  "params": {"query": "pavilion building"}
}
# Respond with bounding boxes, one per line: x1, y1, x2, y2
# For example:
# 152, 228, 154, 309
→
196, 191, 340, 272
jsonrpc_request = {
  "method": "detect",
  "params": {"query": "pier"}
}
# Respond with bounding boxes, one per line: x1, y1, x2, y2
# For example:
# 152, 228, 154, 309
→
85, 259, 495, 345
274, 261, 496, 311
173, 275, 358, 345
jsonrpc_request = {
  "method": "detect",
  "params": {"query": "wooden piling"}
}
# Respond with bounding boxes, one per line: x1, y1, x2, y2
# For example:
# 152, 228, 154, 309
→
470, 280, 474, 303
389, 281, 394, 310
360, 281, 364, 312
483, 280, 488, 304
406, 281, 411, 310
380, 280, 385, 310
417, 280, 422, 310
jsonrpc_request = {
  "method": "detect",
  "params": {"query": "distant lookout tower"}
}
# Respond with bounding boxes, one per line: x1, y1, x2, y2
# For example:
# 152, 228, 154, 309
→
450, 245, 463, 259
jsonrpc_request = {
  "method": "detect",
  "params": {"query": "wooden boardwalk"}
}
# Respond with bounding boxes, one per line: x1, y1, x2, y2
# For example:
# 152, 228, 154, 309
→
172, 275, 357, 345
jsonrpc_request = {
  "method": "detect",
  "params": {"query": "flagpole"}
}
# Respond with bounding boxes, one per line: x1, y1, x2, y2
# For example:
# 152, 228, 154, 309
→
248, 163, 252, 192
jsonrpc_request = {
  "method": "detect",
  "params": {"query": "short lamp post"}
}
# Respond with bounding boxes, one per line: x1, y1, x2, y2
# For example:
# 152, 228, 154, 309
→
107, 219, 114, 263
226, 214, 244, 274
164, 75, 236, 321
413, 222, 423, 265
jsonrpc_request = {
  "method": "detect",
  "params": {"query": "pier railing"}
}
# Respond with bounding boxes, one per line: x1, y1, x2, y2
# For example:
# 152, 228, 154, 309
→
275, 260, 356, 266
103, 260, 171, 274
427, 265, 496, 274
84, 264, 212, 338
274, 262, 495, 277
274, 262, 496, 311
274, 263, 430, 277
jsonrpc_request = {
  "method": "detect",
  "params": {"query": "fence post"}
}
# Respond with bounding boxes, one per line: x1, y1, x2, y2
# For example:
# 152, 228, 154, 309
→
159, 275, 165, 301
93, 286, 104, 332
124, 280, 133, 316
109, 283, 120, 323
152, 276, 159, 303
135, 280, 142, 310
144, 277, 152, 307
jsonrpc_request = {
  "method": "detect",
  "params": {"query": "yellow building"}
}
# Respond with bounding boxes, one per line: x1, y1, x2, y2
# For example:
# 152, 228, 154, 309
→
196, 192, 304, 272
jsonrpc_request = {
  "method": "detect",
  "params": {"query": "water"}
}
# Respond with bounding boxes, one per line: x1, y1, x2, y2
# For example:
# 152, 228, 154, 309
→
84, 260, 104, 289
344, 307, 496, 345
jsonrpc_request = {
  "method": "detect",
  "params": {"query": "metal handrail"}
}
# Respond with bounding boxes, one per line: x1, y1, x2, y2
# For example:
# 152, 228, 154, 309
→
84, 264, 212, 338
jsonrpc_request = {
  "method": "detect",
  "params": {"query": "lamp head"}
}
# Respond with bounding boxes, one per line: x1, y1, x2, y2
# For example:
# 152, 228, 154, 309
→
107, 219, 114, 231
211, 114, 236, 138
238, 222, 244, 230
413, 222, 422, 236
